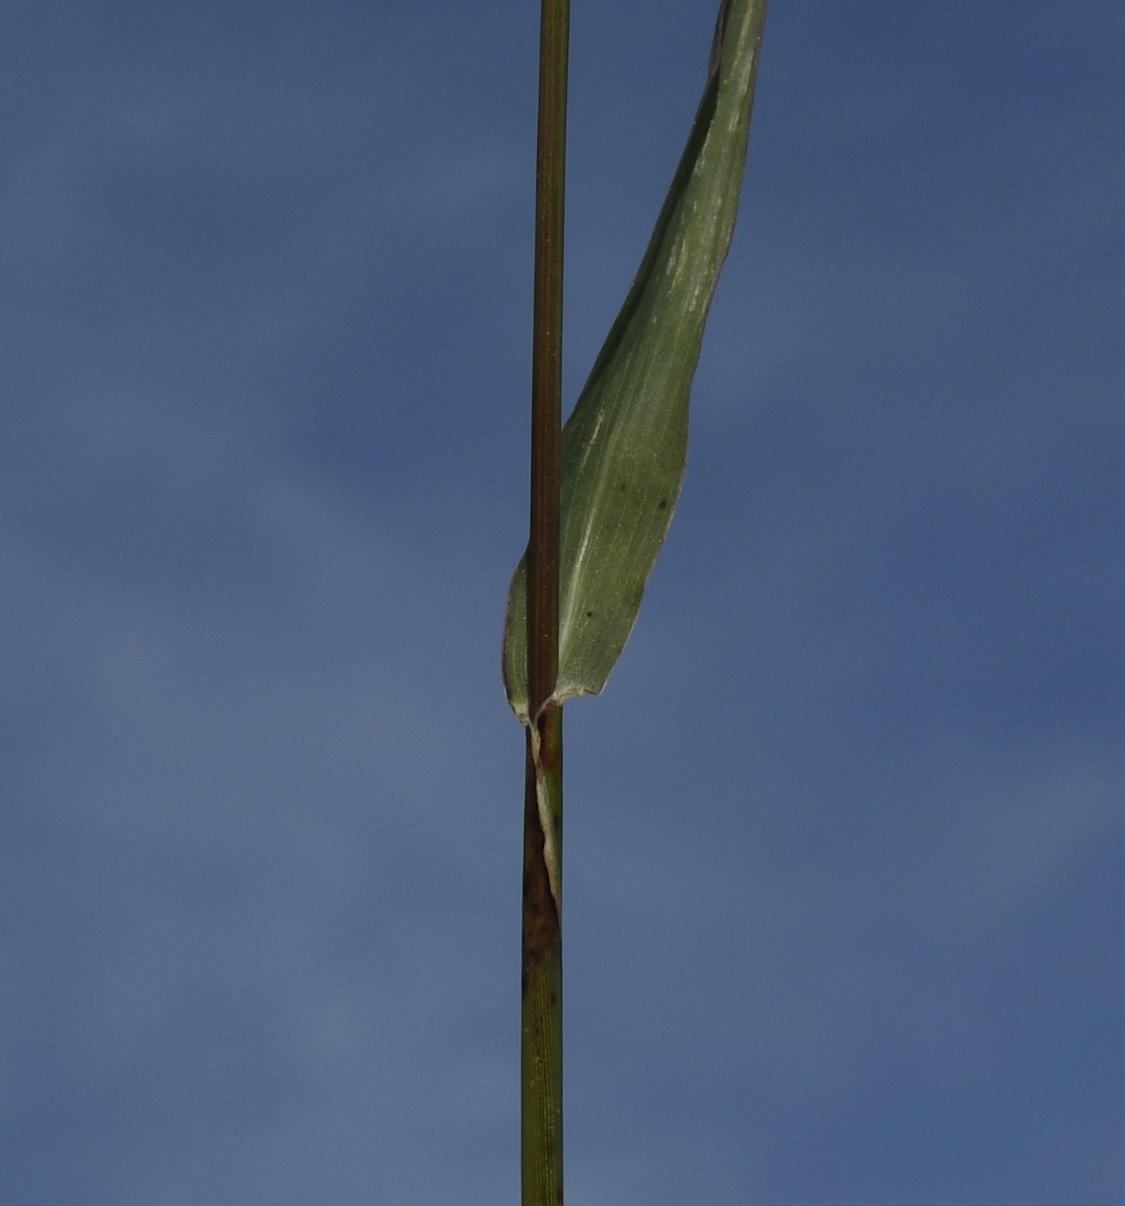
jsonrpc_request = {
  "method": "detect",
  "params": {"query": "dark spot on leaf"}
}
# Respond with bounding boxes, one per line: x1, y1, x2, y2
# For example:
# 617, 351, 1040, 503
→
586, 610, 594, 618
658, 498, 668, 509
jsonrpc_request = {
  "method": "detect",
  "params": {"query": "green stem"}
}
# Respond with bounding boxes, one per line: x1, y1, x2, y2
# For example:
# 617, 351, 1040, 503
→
523, 0, 568, 1201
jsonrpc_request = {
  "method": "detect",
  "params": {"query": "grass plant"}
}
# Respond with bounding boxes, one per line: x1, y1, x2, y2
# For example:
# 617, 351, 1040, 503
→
504, 3, 769, 1200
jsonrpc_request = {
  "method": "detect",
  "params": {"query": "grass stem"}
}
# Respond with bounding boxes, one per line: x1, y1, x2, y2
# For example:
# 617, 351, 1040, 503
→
522, 0, 569, 1201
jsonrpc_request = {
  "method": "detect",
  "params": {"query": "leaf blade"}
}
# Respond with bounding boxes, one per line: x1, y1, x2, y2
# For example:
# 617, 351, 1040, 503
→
504, 0, 769, 723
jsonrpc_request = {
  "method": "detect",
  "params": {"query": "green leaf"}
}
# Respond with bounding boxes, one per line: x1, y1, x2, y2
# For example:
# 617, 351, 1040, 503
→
504, 0, 769, 724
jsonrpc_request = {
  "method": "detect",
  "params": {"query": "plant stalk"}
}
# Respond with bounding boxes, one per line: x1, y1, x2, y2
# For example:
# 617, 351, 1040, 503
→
523, 0, 568, 1201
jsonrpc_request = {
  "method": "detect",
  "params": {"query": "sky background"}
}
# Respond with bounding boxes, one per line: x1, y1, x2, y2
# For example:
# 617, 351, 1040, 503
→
4, 1, 1124, 1202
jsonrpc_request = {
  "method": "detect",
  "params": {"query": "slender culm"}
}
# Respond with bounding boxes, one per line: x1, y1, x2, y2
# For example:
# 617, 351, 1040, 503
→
522, 0, 569, 1202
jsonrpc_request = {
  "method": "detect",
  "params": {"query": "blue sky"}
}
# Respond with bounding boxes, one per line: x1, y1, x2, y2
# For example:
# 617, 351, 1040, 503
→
4, 1, 1124, 1202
